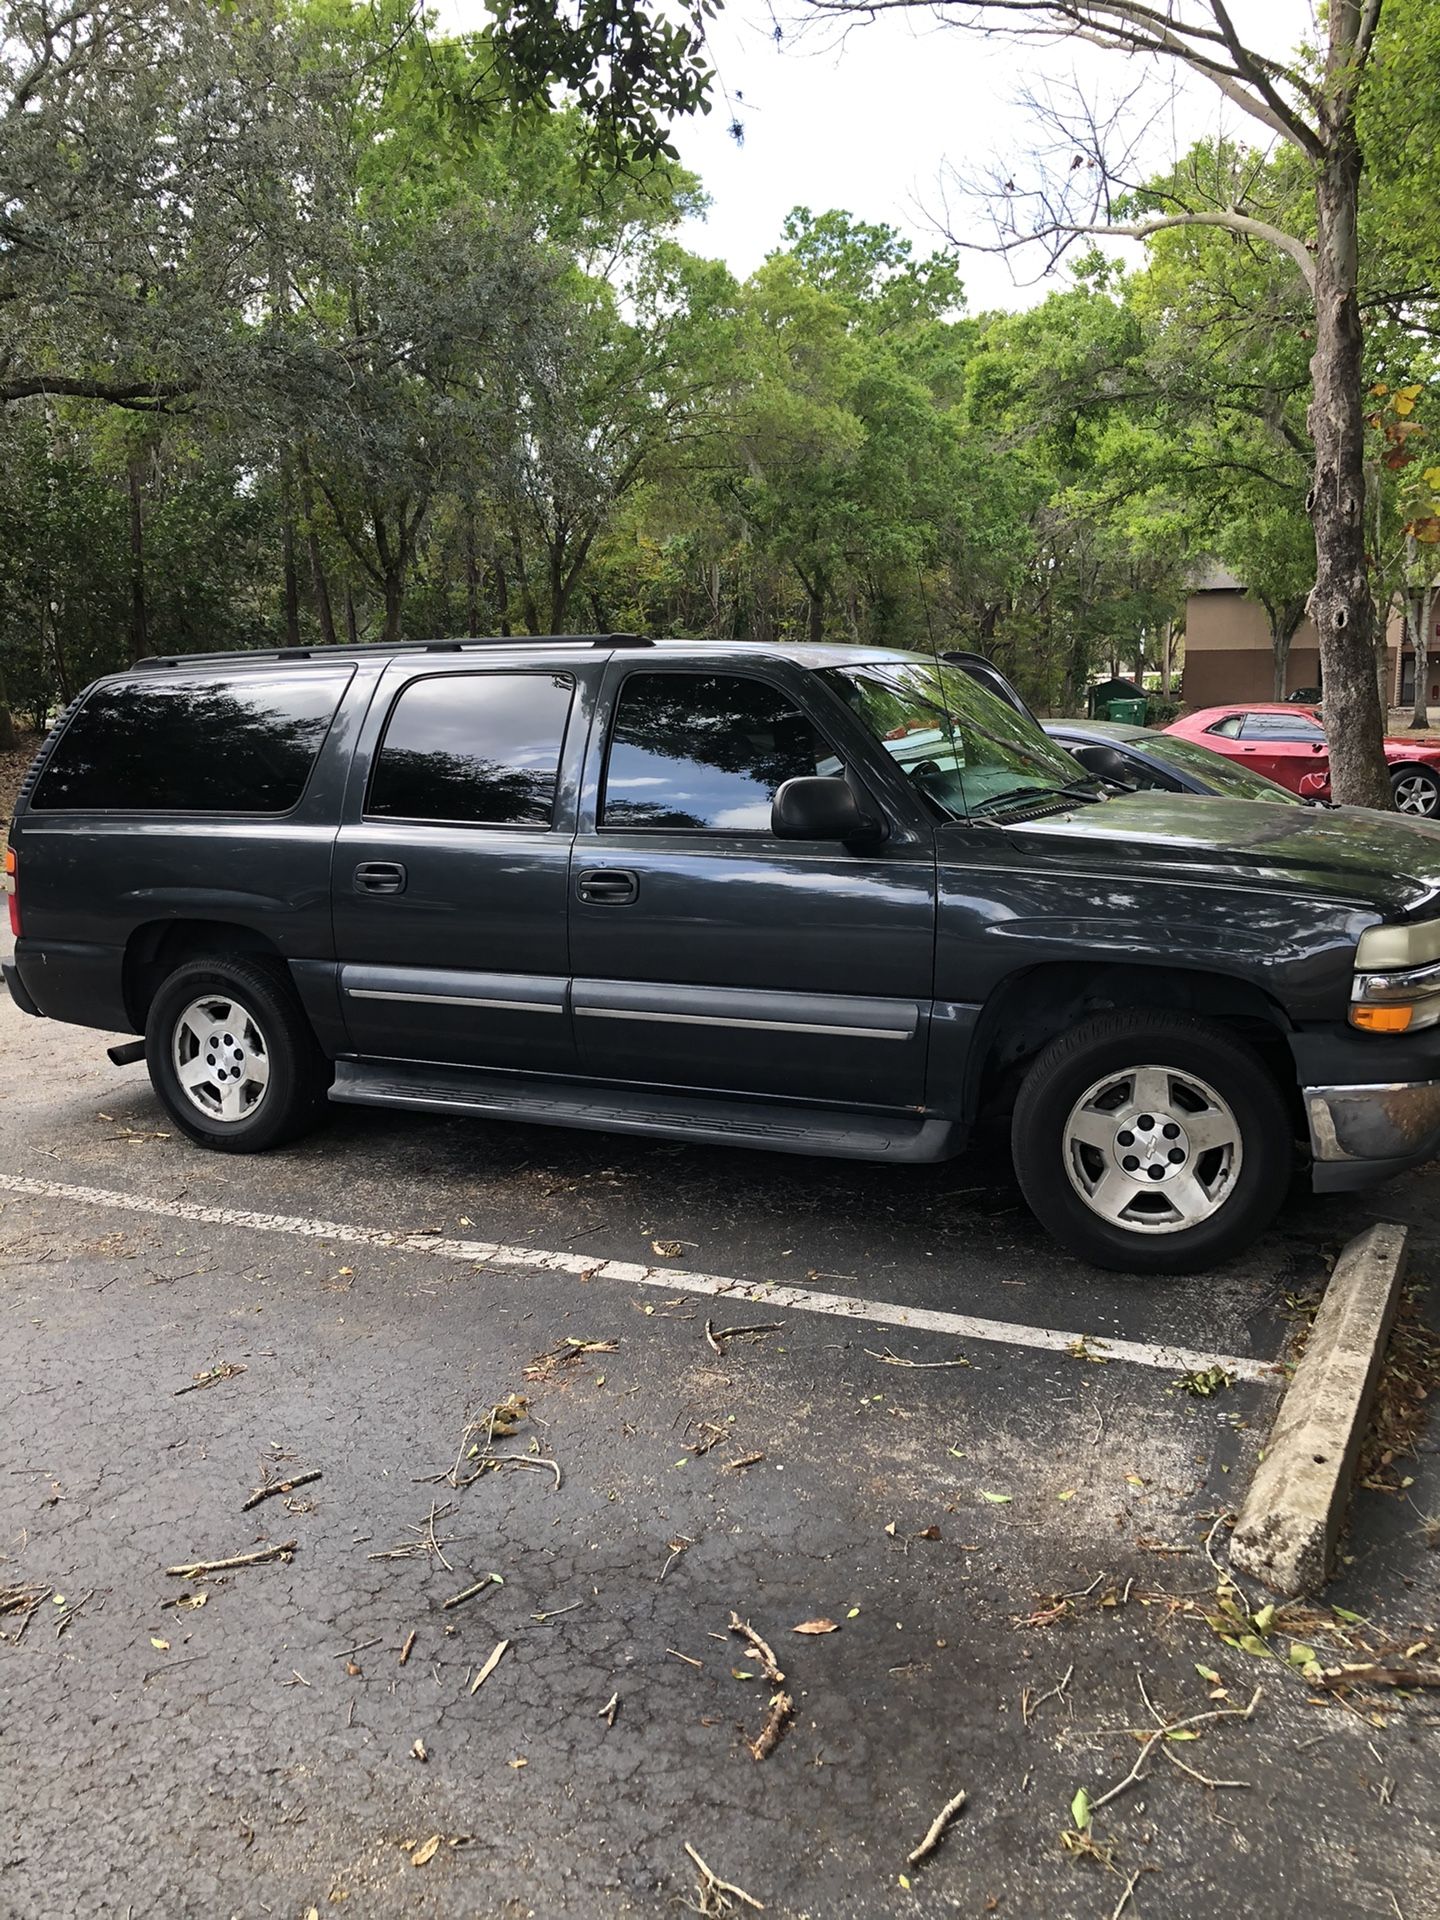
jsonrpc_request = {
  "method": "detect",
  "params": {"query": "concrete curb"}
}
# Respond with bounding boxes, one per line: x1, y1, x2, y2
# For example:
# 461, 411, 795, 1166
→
1231, 1221, 1409, 1597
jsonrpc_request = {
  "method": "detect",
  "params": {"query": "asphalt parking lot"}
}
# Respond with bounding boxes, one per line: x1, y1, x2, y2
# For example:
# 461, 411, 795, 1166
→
4, 933, 1440, 1920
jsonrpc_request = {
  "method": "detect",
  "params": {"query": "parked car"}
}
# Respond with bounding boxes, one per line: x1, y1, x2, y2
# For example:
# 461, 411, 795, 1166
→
1164, 703, 1440, 815
9, 637, 1440, 1274
1042, 718, 1305, 805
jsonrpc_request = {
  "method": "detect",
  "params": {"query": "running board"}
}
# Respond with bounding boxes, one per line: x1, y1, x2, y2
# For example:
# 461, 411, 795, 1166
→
330, 1060, 957, 1163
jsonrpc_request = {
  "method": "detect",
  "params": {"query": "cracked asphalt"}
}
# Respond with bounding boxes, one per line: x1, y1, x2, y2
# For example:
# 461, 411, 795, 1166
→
3, 928, 1440, 1920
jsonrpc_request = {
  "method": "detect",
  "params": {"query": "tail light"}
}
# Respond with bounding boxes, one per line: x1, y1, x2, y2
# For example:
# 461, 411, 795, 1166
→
4, 847, 17, 938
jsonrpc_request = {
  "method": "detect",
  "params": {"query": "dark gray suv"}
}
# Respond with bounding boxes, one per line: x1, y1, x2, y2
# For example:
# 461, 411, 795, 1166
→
8, 635, 1440, 1274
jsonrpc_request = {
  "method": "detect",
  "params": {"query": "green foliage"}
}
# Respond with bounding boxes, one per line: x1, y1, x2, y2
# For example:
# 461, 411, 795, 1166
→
3, 0, 1439, 740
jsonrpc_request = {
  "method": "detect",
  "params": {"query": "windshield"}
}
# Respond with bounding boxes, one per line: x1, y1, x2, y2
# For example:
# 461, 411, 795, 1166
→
822, 658, 1095, 820
1143, 732, 1305, 804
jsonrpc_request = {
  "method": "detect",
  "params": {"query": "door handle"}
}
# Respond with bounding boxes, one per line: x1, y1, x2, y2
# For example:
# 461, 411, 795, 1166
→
353, 860, 407, 895
577, 868, 638, 905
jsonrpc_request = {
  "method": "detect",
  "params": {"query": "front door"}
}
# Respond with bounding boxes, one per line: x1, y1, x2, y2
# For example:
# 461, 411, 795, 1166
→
1232, 712, 1330, 792
569, 663, 937, 1109
333, 664, 584, 1073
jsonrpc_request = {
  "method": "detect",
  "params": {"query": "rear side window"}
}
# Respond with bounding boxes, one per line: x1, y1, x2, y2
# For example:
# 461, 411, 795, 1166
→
367, 672, 574, 827
30, 670, 351, 814
1237, 712, 1324, 741
601, 672, 834, 831
1206, 715, 1244, 738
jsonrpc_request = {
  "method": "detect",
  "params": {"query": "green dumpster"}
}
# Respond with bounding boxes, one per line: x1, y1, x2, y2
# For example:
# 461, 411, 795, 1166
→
1104, 697, 1148, 725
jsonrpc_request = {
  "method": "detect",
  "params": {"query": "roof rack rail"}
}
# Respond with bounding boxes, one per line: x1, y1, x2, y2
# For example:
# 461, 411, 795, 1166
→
133, 633, 655, 671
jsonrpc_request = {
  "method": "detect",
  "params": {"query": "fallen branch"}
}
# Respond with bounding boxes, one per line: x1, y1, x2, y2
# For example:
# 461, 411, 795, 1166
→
728, 1612, 784, 1683
1111, 1871, 1143, 1920
600, 1691, 619, 1726
242, 1470, 321, 1511
708, 1322, 783, 1344
443, 1574, 499, 1611
906, 1787, 967, 1868
748, 1688, 793, 1762
399, 1630, 416, 1666
454, 1455, 562, 1492
866, 1347, 971, 1370
1323, 1661, 1440, 1690
1022, 1663, 1074, 1728
174, 1361, 247, 1396
1089, 1686, 1262, 1814
1162, 1746, 1252, 1790
723, 1452, 765, 1472
166, 1541, 296, 1577
683, 1842, 765, 1912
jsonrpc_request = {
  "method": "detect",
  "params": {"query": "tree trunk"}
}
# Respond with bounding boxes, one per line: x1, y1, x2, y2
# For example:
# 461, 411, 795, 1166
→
1413, 584, 1433, 731
0, 666, 17, 751
492, 562, 511, 637
281, 514, 301, 647
1306, 99, 1391, 806
295, 450, 337, 646
381, 569, 404, 644
1160, 620, 1173, 697
345, 589, 359, 647
464, 518, 481, 637
127, 457, 149, 665
1272, 624, 1294, 701
306, 528, 337, 646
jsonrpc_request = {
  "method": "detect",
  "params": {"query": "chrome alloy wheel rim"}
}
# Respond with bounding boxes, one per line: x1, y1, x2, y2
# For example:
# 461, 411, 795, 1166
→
1393, 771, 1439, 816
171, 994, 271, 1123
1062, 1064, 1242, 1235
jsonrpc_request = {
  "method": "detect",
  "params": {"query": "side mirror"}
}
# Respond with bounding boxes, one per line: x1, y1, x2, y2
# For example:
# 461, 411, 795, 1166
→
771, 776, 884, 843
1070, 742, 1136, 787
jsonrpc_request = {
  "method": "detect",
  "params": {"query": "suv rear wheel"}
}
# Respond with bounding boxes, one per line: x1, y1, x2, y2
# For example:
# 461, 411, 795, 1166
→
146, 956, 331, 1152
1010, 1011, 1290, 1272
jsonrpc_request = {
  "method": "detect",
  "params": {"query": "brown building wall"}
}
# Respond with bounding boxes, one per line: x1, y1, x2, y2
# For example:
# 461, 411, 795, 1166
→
1182, 589, 1403, 711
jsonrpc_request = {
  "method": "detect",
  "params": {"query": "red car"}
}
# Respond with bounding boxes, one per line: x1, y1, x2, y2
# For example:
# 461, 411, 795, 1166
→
1163, 704, 1440, 816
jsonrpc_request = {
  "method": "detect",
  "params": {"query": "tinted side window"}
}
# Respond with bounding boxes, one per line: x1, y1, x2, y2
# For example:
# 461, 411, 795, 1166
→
368, 673, 574, 827
30, 670, 350, 813
1206, 715, 1244, 738
1238, 712, 1324, 741
601, 672, 833, 831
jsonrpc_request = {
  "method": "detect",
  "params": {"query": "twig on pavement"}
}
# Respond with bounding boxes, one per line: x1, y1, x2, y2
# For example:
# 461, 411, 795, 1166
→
905, 1788, 967, 1868
166, 1542, 296, 1577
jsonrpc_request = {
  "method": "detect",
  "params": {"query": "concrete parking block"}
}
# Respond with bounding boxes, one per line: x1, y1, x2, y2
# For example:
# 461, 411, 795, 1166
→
1231, 1221, 1409, 1596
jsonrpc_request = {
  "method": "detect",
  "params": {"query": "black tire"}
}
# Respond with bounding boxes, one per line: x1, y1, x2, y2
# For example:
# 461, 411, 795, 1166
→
145, 955, 331, 1153
1010, 1011, 1291, 1274
1390, 764, 1440, 817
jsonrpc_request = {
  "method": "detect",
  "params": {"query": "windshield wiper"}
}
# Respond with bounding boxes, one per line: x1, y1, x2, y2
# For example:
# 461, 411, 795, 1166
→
971, 778, 1102, 819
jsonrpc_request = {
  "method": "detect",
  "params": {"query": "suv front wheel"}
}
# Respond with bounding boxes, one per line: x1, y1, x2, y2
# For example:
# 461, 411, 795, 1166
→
146, 955, 331, 1152
1011, 1012, 1290, 1273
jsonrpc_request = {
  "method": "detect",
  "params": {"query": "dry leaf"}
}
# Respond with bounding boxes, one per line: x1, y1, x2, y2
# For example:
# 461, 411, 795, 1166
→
651, 1239, 684, 1259
469, 1638, 509, 1693
345, 1661, 362, 1677
149, 1636, 170, 1651
792, 1618, 839, 1635
917, 1525, 941, 1540
411, 1738, 428, 1763
410, 1834, 442, 1868
508, 1755, 528, 1769
884, 1521, 897, 1536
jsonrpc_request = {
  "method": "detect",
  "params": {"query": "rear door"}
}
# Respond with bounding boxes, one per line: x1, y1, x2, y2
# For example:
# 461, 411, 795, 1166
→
332, 661, 591, 1073
568, 661, 936, 1108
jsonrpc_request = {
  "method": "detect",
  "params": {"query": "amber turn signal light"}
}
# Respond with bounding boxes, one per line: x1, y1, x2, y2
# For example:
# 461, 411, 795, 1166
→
1351, 1003, 1415, 1033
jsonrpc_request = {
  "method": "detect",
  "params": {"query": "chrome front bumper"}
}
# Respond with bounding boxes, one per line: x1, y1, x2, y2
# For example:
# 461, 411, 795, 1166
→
1304, 1079, 1440, 1189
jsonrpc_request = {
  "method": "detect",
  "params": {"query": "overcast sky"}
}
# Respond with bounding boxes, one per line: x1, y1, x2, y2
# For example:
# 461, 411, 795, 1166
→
443, 2, 1316, 311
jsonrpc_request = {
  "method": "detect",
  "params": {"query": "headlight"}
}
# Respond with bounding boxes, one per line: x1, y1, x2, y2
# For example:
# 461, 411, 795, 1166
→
1355, 920, 1440, 970
1351, 921, 1440, 1031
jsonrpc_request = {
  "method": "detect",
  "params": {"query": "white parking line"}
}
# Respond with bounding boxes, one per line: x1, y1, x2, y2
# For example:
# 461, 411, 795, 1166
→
0, 1171, 1279, 1383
